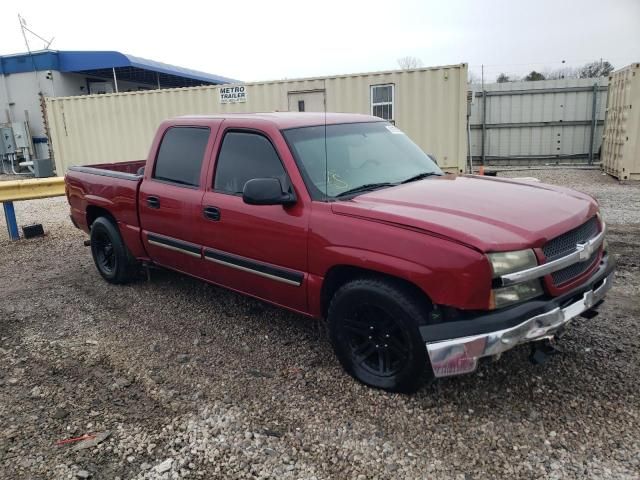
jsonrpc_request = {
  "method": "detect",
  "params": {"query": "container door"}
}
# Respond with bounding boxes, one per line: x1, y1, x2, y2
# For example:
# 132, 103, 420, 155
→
287, 90, 326, 112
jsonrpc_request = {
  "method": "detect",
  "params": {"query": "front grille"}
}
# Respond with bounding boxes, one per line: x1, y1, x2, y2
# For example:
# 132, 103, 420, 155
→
542, 216, 600, 285
551, 251, 599, 285
543, 217, 599, 261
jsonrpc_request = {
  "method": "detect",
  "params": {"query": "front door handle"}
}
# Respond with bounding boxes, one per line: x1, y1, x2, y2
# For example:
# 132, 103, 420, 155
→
203, 206, 221, 221
147, 196, 160, 209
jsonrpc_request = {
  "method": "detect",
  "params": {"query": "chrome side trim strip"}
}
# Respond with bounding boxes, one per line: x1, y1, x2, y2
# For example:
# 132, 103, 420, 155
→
204, 256, 302, 286
501, 224, 606, 286
148, 239, 202, 258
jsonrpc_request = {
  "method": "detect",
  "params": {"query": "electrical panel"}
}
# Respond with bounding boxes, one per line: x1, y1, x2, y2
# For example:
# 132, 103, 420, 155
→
0, 126, 16, 155
11, 122, 33, 154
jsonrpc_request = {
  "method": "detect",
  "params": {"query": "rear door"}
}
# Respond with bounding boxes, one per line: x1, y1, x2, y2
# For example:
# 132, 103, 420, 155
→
197, 123, 309, 312
139, 123, 220, 275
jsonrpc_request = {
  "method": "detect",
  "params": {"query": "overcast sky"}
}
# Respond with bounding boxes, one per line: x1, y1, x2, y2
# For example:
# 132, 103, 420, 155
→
1, 0, 638, 82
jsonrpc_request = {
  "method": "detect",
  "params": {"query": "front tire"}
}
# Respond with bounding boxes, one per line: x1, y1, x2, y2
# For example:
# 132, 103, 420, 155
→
90, 216, 138, 284
328, 278, 432, 393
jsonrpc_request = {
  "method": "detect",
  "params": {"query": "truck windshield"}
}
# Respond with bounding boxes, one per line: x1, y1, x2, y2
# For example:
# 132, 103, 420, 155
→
283, 122, 443, 200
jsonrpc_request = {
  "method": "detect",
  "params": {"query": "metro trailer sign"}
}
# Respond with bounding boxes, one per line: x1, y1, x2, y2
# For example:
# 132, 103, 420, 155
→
219, 86, 247, 104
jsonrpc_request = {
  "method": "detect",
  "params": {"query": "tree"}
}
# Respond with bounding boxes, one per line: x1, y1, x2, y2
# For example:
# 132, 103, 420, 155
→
397, 56, 423, 70
523, 71, 546, 81
496, 73, 511, 83
544, 66, 579, 80
578, 60, 614, 78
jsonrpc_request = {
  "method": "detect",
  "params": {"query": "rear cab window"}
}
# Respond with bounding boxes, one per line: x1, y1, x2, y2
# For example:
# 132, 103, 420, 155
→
153, 127, 210, 187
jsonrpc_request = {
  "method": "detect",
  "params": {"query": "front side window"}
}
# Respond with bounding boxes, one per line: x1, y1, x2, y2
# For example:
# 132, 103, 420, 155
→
153, 127, 210, 187
214, 131, 288, 195
283, 122, 442, 200
371, 84, 394, 121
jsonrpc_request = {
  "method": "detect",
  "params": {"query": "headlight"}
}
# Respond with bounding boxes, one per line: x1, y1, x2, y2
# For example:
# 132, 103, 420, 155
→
487, 249, 538, 277
490, 279, 543, 309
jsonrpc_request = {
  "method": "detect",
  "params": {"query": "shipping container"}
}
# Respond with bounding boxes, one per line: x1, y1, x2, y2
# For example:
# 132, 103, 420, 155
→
601, 63, 640, 180
45, 64, 468, 174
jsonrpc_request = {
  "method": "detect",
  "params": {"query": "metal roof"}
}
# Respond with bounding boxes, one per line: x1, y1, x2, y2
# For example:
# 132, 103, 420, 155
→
0, 50, 238, 87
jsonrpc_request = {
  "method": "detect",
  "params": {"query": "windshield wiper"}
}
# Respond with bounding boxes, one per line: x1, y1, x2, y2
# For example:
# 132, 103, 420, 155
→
400, 172, 443, 184
335, 182, 396, 198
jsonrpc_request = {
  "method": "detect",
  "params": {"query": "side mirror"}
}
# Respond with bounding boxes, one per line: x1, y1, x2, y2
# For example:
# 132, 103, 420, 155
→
242, 178, 296, 206
428, 154, 439, 165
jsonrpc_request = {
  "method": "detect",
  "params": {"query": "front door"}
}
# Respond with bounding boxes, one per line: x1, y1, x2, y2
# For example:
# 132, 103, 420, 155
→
198, 125, 309, 312
139, 124, 217, 275
287, 90, 326, 112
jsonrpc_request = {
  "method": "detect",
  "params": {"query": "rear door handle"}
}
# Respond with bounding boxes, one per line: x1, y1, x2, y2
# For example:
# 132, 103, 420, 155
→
147, 196, 160, 209
203, 206, 221, 221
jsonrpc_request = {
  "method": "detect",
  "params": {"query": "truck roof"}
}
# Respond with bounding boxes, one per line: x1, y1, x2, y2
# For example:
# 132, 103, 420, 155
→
176, 112, 383, 129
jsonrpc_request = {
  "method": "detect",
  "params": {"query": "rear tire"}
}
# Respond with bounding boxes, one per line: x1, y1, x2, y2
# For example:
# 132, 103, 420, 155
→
328, 278, 432, 393
90, 216, 138, 284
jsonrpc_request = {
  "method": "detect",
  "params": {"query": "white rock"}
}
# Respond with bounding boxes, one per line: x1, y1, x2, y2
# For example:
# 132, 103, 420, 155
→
156, 458, 173, 473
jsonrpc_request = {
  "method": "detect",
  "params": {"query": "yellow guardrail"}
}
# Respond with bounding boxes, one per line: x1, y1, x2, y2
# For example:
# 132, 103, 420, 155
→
0, 177, 66, 202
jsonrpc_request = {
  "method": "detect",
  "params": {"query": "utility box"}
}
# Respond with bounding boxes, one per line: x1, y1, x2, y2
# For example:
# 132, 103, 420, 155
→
1, 126, 16, 154
32, 158, 54, 178
11, 122, 34, 156
601, 63, 640, 180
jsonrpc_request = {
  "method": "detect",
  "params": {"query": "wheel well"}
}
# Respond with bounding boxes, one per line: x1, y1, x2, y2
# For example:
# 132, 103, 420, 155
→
320, 265, 432, 319
86, 206, 116, 228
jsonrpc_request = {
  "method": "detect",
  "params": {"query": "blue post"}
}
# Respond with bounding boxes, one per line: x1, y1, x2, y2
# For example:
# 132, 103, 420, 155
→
3, 201, 20, 241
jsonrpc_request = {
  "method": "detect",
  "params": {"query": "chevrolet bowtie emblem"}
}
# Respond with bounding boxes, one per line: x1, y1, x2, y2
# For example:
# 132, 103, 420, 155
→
576, 242, 592, 261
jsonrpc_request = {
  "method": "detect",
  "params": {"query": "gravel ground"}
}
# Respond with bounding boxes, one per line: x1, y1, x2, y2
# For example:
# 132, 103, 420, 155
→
0, 168, 639, 479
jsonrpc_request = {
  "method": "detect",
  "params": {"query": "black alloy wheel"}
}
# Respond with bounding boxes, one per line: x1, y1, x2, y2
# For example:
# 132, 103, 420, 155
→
342, 303, 410, 377
89, 216, 138, 284
93, 230, 116, 275
328, 278, 432, 393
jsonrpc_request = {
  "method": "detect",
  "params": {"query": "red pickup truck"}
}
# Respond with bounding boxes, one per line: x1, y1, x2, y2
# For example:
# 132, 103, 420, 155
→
65, 113, 615, 392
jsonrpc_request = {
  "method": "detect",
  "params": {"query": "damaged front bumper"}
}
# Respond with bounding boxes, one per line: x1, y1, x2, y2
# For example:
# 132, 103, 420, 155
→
423, 254, 616, 378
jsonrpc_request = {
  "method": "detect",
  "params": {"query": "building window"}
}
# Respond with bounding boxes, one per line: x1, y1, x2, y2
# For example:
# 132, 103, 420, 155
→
370, 84, 394, 121
298, 100, 305, 112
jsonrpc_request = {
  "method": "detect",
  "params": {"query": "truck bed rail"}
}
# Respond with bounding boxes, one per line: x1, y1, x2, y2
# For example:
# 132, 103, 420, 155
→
68, 165, 142, 181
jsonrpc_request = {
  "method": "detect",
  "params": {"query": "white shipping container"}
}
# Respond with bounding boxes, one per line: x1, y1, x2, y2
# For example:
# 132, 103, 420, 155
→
601, 63, 640, 180
45, 64, 468, 174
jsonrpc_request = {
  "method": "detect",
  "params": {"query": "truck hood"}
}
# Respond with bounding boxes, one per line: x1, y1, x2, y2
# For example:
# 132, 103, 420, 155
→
331, 175, 599, 252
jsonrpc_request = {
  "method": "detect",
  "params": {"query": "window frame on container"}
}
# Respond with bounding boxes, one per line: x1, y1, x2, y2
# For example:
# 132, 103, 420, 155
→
370, 83, 395, 122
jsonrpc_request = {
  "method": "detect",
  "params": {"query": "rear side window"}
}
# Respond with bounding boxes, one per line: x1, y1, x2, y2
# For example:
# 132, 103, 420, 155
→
153, 127, 210, 187
214, 131, 288, 194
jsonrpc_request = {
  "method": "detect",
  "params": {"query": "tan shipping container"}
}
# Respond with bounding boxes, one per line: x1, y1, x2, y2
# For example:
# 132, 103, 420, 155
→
45, 64, 468, 174
601, 63, 640, 180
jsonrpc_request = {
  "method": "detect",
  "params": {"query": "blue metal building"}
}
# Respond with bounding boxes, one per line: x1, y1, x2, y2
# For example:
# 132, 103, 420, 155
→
0, 50, 238, 139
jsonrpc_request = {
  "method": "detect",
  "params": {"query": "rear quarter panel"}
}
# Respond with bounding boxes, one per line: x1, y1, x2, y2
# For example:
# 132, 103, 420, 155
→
65, 170, 146, 258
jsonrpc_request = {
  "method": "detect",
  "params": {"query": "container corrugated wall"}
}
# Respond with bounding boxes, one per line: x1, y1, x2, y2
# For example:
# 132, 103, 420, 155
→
46, 64, 468, 174
601, 63, 640, 180
469, 78, 609, 163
